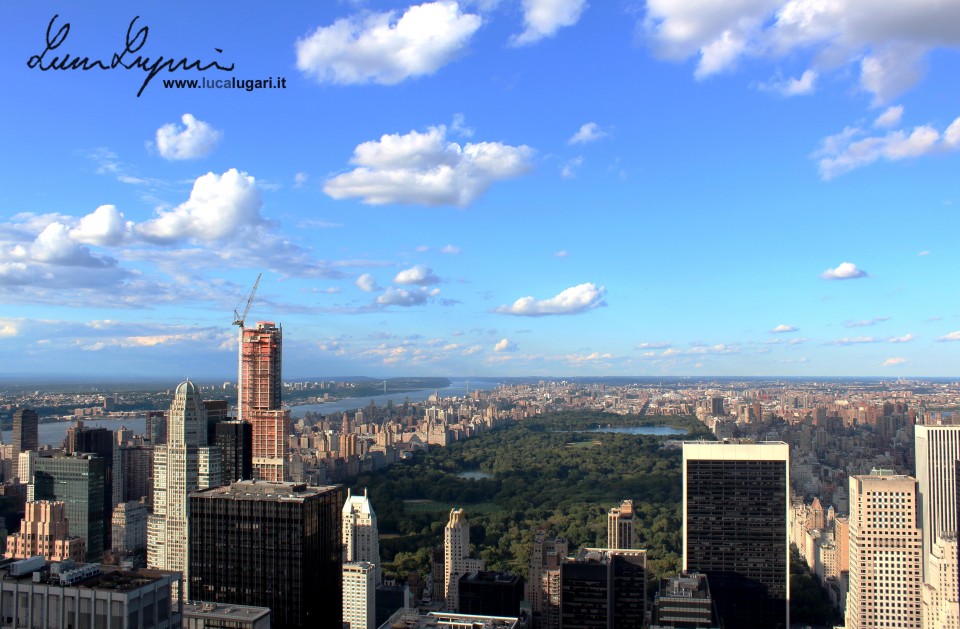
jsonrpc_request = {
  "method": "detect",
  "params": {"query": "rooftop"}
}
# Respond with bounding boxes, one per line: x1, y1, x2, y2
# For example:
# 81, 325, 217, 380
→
192, 480, 341, 502
183, 601, 271, 622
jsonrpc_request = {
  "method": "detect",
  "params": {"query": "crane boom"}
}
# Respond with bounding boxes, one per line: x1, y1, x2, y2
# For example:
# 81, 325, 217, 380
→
234, 272, 262, 425
233, 272, 262, 327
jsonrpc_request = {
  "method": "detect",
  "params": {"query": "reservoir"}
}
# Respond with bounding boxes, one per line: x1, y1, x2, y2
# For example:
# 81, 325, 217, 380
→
584, 425, 688, 436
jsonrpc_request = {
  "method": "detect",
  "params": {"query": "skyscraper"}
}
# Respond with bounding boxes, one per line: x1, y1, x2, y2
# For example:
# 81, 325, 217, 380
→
920, 535, 958, 629
845, 469, 922, 629
189, 481, 345, 629
11, 409, 38, 460
343, 561, 376, 629
607, 499, 635, 550
527, 529, 567, 629
559, 548, 647, 629
5, 500, 85, 561
241, 321, 289, 482
33, 453, 106, 562
915, 424, 960, 579
444, 508, 484, 611
65, 424, 117, 549
147, 380, 221, 599
343, 488, 381, 584
215, 420, 253, 483
682, 440, 789, 629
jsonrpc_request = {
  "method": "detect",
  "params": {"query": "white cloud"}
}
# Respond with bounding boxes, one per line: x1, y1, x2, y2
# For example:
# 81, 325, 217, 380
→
759, 69, 817, 96
324, 125, 534, 207
376, 286, 435, 306
560, 156, 584, 178
844, 317, 889, 328
833, 336, 877, 345
296, 1, 482, 85
888, 334, 915, 343
512, 0, 588, 46
642, 0, 960, 102
882, 357, 908, 366
69, 205, 131, 247
356, 274, 380, 292
394, 264, 440, 285
554, 250, 569, 257
496, 282, 606, 316
918, 250, 930, 256
450, 113, 474, 138
494, 338, 516, 352
874, 105, 904, 128
440, 244, 461, 254
821, 261, 867, 280
637, 341, 672, 349
294, 172, 309, 187
815, 116, 959, 179
155, 114, 222, 160
771, 324, 797, 333
0, 320, 19, 337
568, 122, 607, 145
938, 331, 960, 342
137, 169, 263, 243
462, 345, 483, 355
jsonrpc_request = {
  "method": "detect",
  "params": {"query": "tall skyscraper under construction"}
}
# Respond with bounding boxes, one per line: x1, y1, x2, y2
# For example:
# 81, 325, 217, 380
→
241, 321, 289, 482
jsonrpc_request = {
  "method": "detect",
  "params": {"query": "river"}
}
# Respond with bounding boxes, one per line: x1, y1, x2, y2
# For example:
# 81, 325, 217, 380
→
2, 417, 147, 448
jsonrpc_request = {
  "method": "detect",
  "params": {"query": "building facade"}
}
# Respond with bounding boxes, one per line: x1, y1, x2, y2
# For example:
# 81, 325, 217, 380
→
682, 441, 789, 629
112, 500, 148, 553
915, 424, 960, 579
11, 409, 38, 460
33, 453, 106, 563
559, 548, 647, 629
607, 500, 635, 550
241, 321, 289, 482
343, 488, 381, 584
5, 500, 85, 562
443, 508, 485, 612
215, 420, 253, 483
342, 561, 376, 629
189, 481, 344, 629
845, 469, 922, 629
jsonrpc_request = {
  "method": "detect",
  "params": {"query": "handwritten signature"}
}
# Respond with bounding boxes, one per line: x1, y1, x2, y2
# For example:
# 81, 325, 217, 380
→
27, 14, 235, 97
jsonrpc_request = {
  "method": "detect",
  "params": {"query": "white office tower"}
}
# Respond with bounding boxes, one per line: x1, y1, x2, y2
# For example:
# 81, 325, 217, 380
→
921, 535, 959, 629
343, 488, 382, 584
607, 499, 635, 550
147, 380, 221, 600
443, 508, 484, 612
915, 424, 960, 580
846, 469, 922, 629
342, 561, 376, 629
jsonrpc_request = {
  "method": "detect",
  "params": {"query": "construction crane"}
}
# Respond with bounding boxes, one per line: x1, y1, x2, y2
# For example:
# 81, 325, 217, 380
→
233, 273, 262, 423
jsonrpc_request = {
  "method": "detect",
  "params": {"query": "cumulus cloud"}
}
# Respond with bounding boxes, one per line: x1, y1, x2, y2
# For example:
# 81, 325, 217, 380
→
376, 286, 438, 307
759, 69, 817, 96
637, 341, 672, 349
155, 114, 222, 160
356, 274, 380, 292
137, 169, 263, 243
324, 125, 534, 207
874, 105, 904, 128
882, 357, 908, 366
496, 282, 606, 316
494, 338, 516, 352
462, 345, 483, 355
394, 264, 441, 285
560, 156, 584, 179
888, 334, 915, 343
69, 205, 131, 247
821, 261, 867, 280
296, 1, 481, 85
833, 336, 877, 345
0, 320, 19, 337
512, 0, 588, 46
771, 324, 798, 333
938, 331, 960, 342
642, 0, 960, 102
568, 122, 607, 145
816, 115, 960, 179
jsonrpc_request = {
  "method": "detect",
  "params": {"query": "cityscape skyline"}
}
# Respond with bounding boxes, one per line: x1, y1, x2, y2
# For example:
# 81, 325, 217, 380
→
2, 2, 960, 379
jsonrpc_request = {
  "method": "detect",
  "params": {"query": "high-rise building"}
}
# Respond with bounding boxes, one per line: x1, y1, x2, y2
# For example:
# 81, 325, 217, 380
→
33, 453, 106, 562
915, 424, 960, 579
215, 420, 253, 483
920, 535, 959, 629
112, 500, 148, 554
241, 322, 289, 482
343, 488, 381, 584
527, 529, 568, 628
4, 500, 85, 561
343, 561, 376, 629
651, 572, 718, 629
458, 571, 524, 618
845, 469, 922, 629
65, 424, 118, 549
147, 380, 221, 599
119, 444, 153, 507
11, 409, 38, 460
607, 500, 635, 550
682, 441, 789, 629
189, 480, 345, 629
444, 508, 485, 611
559, 548, 647, 629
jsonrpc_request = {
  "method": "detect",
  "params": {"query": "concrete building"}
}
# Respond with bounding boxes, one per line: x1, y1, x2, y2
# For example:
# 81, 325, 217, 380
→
5, 500, 85, 561
915, 424, 960, 579
343, 561, 376, 629
443, 508, 485, 612
183, 601, 271, 629
559, 548, 647, 629
527, 529, 567, 629
148, 380, 221, 599
343, 488, 381, 583
607, 499, 635, 550
112, 500, 148, 553
33, 453, 106, 562
189, 480, 344, 629
920, 535, 958, 629
0, 557, 181, 629
682, 441, 789, 629
376, 610, 521, 629
651, 572, 719, 629
16, 450, 35, 485
845, 469, 922, 629
241, 322, 289, 482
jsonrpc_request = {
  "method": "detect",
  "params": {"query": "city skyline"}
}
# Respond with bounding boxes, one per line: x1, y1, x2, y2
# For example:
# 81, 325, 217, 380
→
2, 2, 960, 379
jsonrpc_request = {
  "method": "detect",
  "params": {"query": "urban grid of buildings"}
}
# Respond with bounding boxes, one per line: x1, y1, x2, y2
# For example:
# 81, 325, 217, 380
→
0, 315, 959, 627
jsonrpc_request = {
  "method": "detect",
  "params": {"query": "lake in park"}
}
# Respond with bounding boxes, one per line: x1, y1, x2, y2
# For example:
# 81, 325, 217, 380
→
583, 425, 688, 436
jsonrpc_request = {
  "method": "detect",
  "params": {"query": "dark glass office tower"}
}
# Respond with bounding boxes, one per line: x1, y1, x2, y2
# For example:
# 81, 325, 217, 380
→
189, 481, 344, 629
11, 409, 38, 459
214, 420, 253, 482
66, 424, 116, 548
33, 453, 106, 562
682, 441, 789, 629
559, 548, 646, 629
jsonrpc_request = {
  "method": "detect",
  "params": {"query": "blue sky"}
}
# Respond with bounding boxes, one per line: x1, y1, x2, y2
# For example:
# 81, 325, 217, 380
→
1, 0, 959, 379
